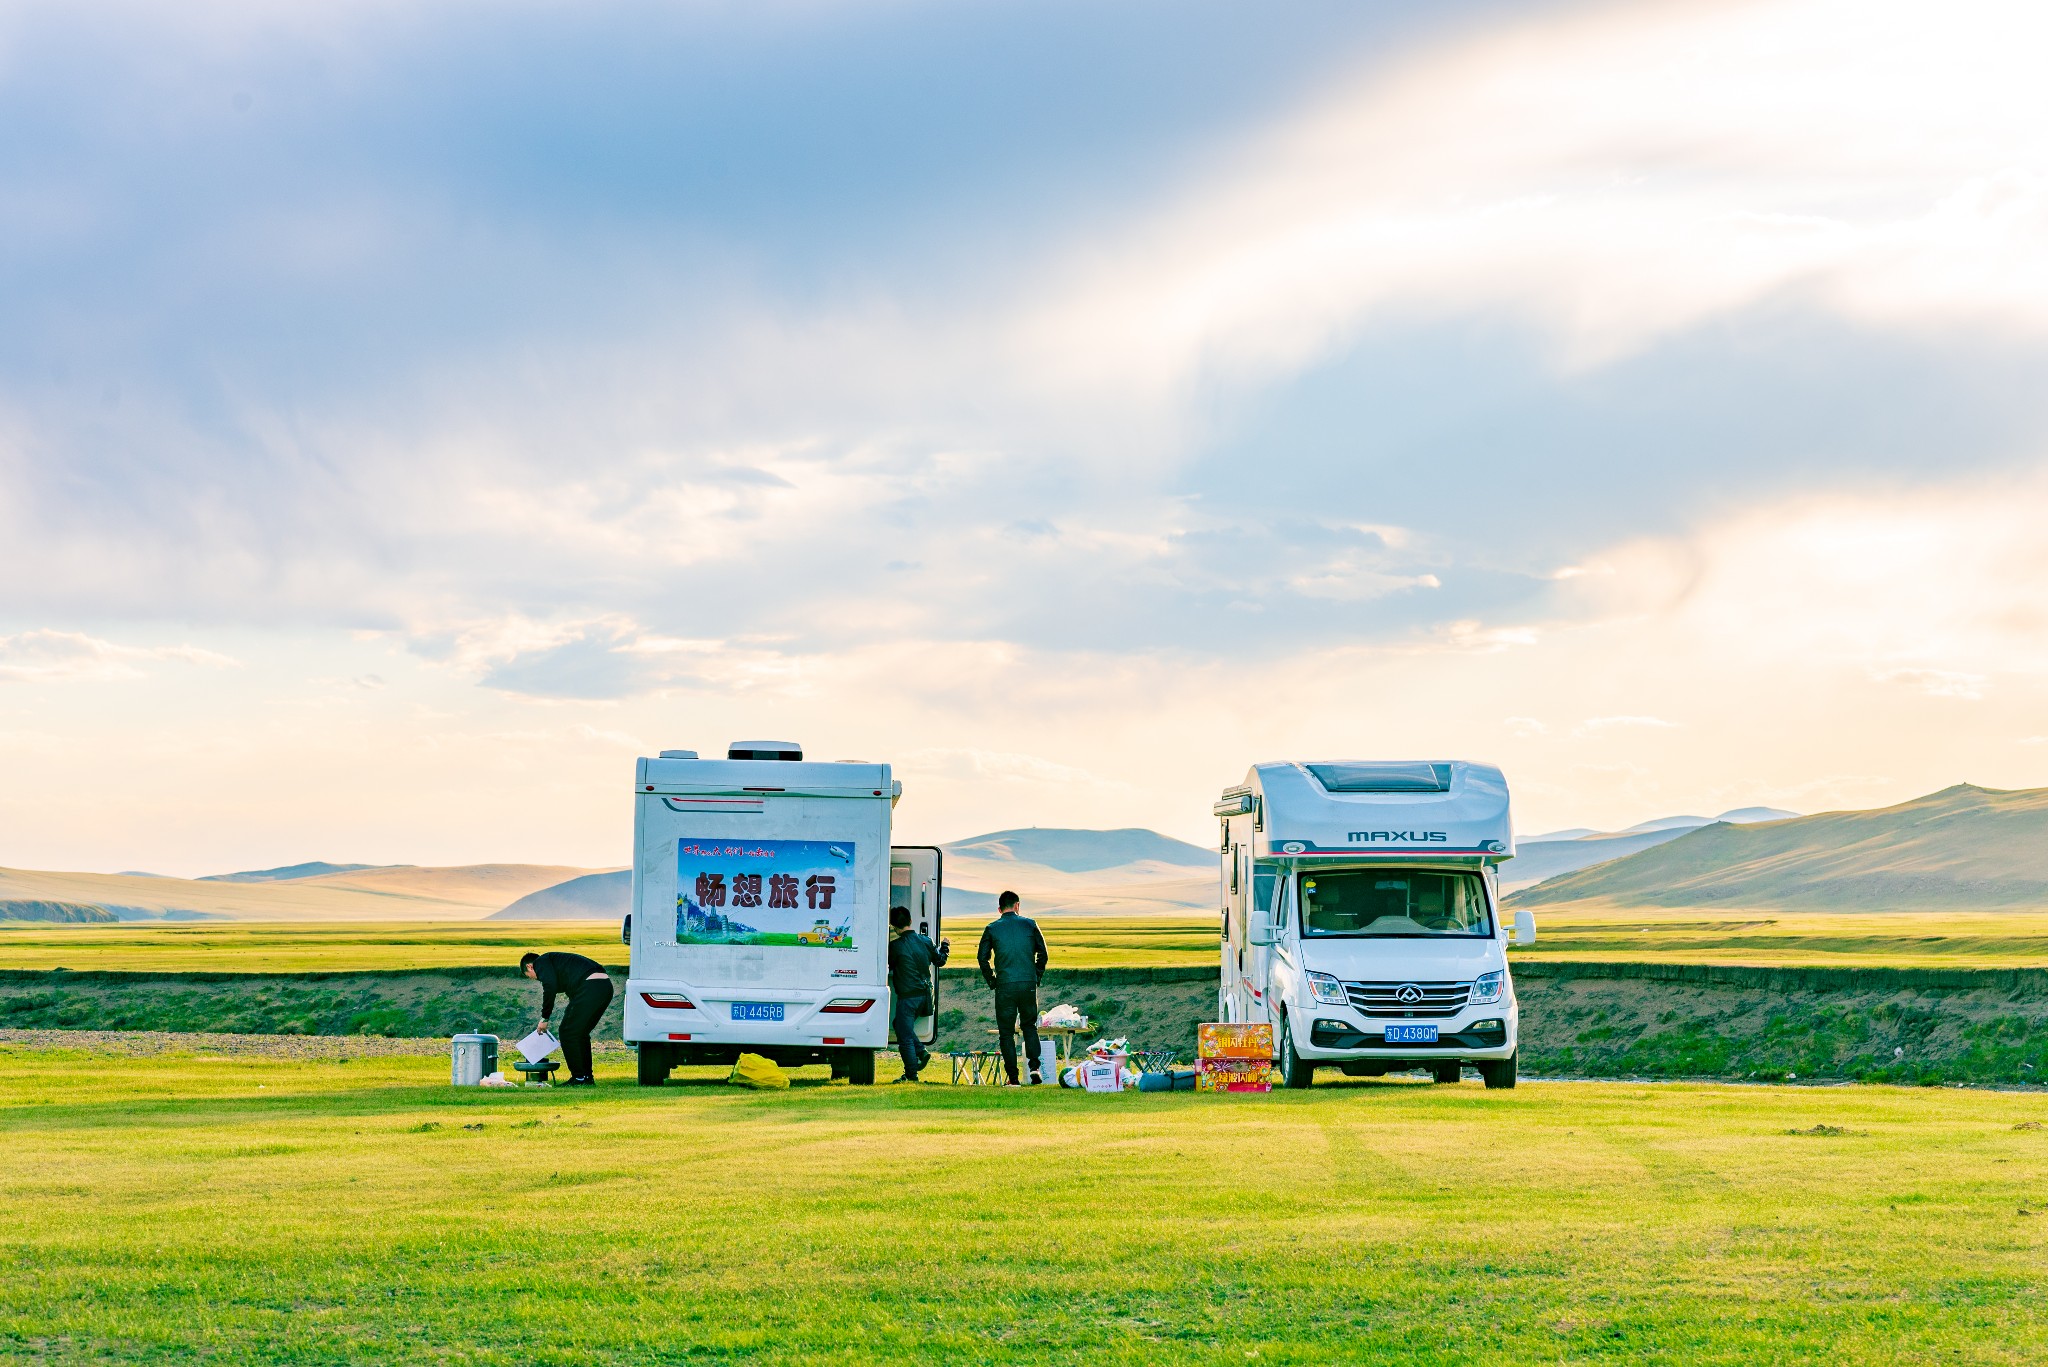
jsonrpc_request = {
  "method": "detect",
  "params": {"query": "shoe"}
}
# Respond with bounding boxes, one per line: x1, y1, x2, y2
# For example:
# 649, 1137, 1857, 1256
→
1003, 1079, 1022, 1087
891, 1074, 918, 1084
562, 1076, 595, 1087
1029, 1072, 1044, 1086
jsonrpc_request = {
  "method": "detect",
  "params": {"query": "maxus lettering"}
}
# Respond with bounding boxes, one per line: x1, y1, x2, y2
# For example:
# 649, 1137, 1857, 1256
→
1346, 831, 1450, 842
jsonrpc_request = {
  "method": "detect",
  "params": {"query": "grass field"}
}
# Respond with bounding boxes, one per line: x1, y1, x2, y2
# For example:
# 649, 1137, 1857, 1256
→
1, 1043, 2045, 1364
7, 909, 2048, 977
0, 916, 1222, 973
1509, 908, 2048, 968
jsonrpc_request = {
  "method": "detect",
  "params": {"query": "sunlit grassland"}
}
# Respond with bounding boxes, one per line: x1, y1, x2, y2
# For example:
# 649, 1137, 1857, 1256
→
6, 909, 2048, 976
0, 921, 626, 973
0, 916, 1223, 973
0, 1048, 2045, 1364
1511, 907, 2048, 969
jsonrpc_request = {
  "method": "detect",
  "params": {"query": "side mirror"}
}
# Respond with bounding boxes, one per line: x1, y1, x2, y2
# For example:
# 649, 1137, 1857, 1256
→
621, 913, 633, 946
1512, 910, 1536, 946
1248, 908, 1277, 947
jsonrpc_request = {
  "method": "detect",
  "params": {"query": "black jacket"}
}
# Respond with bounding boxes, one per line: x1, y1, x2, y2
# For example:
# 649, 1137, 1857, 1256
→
888, 928, 948, 998
532, 951, 607, 1017
977, 913, 1047, 989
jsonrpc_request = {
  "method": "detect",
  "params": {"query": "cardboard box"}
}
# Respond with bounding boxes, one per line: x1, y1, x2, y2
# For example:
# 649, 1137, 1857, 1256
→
1195, 1057, 1273, 1093
1078, 1058, 1125, 1093
1198, 1022, 1274, 1060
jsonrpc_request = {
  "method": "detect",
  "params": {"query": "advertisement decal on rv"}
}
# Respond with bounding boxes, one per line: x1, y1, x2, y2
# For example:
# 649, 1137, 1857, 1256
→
674, 839, 857, 948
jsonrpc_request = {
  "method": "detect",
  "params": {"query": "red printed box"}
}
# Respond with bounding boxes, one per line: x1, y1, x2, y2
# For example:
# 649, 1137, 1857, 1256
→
1197, 1022, 1274, 1060
1196, 1057, 1273, 1093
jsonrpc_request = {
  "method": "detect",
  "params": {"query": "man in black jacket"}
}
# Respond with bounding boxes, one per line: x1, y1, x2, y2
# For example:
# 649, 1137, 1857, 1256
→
886, 905, 949, 1083
521, 950, 613, 1086
977, 890, 1049, 1085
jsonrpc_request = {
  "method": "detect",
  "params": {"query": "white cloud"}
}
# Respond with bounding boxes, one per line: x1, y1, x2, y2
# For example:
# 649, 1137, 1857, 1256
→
1875, 667, 1988, 700
1018, 0, 2048, 395
0, 630, 238, 684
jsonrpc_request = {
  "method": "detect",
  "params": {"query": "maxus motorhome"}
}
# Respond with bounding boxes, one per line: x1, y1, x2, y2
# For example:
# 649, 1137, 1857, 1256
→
622, 741, 941, 1086
1214, 760, 1534, 1089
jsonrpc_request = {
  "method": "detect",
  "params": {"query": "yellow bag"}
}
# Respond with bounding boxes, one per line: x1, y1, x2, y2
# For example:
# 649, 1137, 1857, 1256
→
729, 1052, 791, 1090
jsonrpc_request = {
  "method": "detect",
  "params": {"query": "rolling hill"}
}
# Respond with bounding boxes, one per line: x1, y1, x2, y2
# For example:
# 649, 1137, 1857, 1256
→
0, 863, 609, 923
1503, 807, 1800, 891
491, 871, 631, 920
938, 827, 1214, 918
1510, 784, 2048, 911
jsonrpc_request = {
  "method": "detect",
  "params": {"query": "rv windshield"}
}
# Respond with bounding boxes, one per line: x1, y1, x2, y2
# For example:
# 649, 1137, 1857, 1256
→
1297, 869, 1492, 938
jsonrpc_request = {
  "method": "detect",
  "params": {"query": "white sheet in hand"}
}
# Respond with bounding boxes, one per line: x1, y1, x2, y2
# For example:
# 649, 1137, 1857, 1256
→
515, 1029, 558, 1065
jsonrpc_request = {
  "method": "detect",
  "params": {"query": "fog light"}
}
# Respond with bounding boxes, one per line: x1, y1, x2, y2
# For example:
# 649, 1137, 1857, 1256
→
1315, 1019, 1349, 1033
1470, 1018, 1504, 1033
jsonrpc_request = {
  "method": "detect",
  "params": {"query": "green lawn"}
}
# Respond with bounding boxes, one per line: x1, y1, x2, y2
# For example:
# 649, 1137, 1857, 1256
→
7, 908, 2048, 977
0, 916, 1222, 973
1, 1046, 2045, 1363
1510, 908, 2048, 968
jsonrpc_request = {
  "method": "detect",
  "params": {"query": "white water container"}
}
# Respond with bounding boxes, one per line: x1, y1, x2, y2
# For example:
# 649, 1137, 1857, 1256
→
451, 1033, 500, 1086
1039, 1040, 1058, 1083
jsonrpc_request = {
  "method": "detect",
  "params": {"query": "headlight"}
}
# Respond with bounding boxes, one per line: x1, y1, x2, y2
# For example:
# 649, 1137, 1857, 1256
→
1307, 972, 1348, 1005
1470, 970, 1505, 1005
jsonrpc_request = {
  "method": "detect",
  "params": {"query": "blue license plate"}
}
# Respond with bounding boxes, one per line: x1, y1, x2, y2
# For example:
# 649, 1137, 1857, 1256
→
731, 1002, 784, 1022
1386, 1024, 1439, 1043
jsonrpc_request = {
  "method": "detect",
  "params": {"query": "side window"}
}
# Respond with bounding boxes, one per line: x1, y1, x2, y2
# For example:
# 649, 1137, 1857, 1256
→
1251, 865, 1278, 938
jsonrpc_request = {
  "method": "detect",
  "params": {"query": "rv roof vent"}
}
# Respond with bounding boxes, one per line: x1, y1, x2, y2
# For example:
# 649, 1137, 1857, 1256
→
1305, 761, 1452, 793
727, 740, 803, 762
657, 749, 699, 760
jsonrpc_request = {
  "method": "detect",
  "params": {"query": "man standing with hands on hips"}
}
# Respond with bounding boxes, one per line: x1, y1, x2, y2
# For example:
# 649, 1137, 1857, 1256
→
977, 890, 1049, 1086
521, 949, 613, 1086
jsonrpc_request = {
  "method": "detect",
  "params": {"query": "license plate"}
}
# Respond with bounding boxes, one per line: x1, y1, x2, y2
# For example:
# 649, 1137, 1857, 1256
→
730, 1002, 784, 1022
1386, 1023, 1439, 1043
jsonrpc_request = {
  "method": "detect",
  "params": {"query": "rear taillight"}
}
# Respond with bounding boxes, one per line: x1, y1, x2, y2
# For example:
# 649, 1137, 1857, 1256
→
818, 998, 875, 1014
641, 992, 695, 1009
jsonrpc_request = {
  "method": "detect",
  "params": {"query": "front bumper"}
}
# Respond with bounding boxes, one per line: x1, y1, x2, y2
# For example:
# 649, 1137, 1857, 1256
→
1299, 1005, 1517, 1059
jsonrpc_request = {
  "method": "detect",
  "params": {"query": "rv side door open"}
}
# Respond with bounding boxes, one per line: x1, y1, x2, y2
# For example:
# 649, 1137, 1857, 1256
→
889, 846, 943, 1046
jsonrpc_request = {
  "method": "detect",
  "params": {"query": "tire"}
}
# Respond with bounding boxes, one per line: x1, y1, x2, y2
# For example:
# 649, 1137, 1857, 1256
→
1277, 1015, 1314, 1089
846, 1051, 876, 1086
636, 1043, 670, 1087
1431, 1062, 1462, 1085
1478, 1053, 1518, 1090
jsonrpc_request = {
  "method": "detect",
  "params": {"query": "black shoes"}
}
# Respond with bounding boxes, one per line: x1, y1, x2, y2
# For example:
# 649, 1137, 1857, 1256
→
562, 1076, 596, 1087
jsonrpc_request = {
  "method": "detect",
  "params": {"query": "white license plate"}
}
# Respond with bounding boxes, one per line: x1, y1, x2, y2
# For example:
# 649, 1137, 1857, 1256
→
731, 1002, 784, 1022
1386, 1023, 1439, 1043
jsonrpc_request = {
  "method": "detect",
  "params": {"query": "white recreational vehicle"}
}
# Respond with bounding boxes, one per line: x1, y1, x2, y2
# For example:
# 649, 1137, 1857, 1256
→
1214, 760, 1534, 1089
622, 741, 942, 1086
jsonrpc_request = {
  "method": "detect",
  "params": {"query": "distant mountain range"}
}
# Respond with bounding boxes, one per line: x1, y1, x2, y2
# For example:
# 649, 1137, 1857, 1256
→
1511, 784, 2048, 910
199, 861, 385, 883
1504, 807, 1799, 891
0, 863, 608, 923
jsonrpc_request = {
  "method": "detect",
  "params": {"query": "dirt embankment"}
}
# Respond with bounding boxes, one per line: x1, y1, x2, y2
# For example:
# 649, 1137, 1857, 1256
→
1, 962, 2044, 1085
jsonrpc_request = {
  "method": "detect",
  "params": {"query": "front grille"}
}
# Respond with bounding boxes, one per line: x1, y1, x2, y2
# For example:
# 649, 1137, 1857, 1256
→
1344, 980, 1471, 1018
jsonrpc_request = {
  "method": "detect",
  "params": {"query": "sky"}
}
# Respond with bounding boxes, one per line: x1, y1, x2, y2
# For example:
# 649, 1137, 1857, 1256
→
4, 0, 2048, 876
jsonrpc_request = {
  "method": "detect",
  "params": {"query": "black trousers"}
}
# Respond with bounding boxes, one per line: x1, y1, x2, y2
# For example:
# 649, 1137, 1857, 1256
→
993, 984, 1041, 1082
893, 992, 932, 1078
558, 978, 614, 1080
